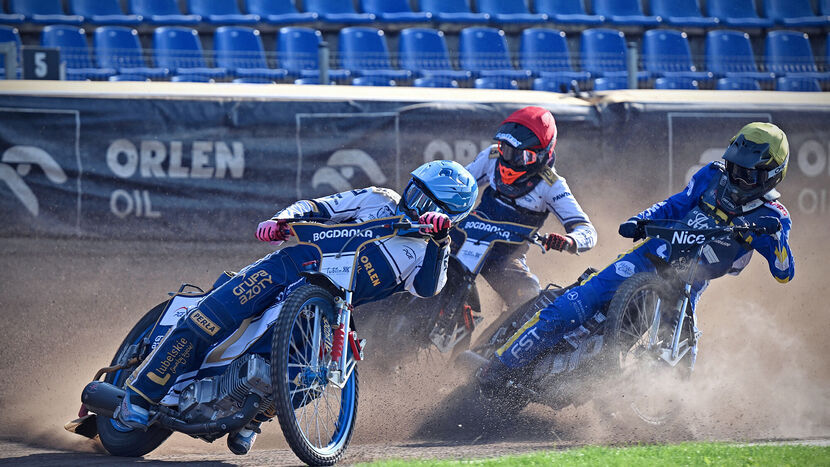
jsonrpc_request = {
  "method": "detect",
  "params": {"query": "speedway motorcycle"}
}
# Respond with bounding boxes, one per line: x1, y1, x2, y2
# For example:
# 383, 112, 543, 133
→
462, 217, 780, 425
65, 216, 428, 465
364, 211, 542, 361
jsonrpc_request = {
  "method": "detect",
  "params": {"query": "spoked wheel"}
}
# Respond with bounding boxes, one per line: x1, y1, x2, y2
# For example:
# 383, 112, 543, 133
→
271, 285, 358, 466
604, 272, 689, 426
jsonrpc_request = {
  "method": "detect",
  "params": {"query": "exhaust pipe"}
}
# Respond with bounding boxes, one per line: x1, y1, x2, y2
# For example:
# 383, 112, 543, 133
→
81, 381, 126, 418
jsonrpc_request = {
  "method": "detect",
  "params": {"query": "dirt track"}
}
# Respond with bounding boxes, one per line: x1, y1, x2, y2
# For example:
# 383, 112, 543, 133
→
1, 198, 829, 464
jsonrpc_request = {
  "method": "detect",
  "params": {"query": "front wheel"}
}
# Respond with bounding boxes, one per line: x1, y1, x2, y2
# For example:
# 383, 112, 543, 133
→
271, 285, 358, 466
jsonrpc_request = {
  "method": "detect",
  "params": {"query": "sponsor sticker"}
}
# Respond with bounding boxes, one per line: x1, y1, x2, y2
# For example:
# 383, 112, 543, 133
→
614, 261, 636, 278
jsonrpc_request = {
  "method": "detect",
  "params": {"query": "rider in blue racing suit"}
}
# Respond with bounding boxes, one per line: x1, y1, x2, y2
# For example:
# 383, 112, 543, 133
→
479, 122, 795, 389
116, 160, 478, 455
466, 106, 597, 307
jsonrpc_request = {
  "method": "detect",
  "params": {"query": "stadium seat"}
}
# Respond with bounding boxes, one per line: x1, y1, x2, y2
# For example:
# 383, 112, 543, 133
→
245, 0, 318, 25
821, 0, 830, 16
642, 29, 713, 81
763, 0, 828, 27
171, 74, 214, 82
69, 0, 141, 25
41, 25, 114, 80
716, 77, 761, 90
232, 77, 276, 84
0, 26, 21, 78
418, 0, 490, 24
398, 28, 472, 81
413, 76, 459, 87
129, 0, 201, 25
649, 0, 718, 27
474, 76, 519, 89
352, 76, 396, 86
580, 28, 648, 80
654, 76, 699, 89
214, 27, 288, 81
338, 27, 411, 80
593, 76, 628, 90
277, 27, 350, 81
765, 30, 830, 81
95, 26, 169, 79
705, 30, 775, 82
0, 3, 25, 23
592, 0, 661, 26
303, 0, 375, 24
475, 0, 548, 24
188, 0, 259, 24
9, 0, 83, 25
776, 76, 822, 91
705, 0, 773, 28
533, 0, 604, 26
520, 28, 590, 82
459, 27, 532, 81
153, 27, 228, 79
360, 0, 432, 23
532, 76, 578, 92
108, 74, 151, 81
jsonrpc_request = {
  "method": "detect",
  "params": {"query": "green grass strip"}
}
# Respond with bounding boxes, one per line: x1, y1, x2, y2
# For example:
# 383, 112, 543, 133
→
359, 442, 830, 467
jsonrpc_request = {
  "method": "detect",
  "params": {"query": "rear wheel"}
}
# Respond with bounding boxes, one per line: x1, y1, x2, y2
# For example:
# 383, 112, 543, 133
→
96, 301, 173, 457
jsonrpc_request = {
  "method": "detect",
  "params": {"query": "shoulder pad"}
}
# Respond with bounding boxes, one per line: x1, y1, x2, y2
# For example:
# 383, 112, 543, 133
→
489, 145, 500, 159
710, 160, 726, 172
763, 200, 790, 219
366, 186, 401, 203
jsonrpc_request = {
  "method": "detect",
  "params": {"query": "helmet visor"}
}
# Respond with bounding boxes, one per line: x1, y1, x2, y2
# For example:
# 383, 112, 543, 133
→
402, 180, 467, 223
497, 141, 539, 167
727, 161, 761, 191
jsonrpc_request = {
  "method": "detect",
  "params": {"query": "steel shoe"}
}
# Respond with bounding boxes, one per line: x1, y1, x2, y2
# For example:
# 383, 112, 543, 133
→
227, 422, 261, 455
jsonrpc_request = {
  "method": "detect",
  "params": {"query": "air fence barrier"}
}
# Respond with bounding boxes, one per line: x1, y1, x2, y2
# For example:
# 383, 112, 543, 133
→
0, 80, 828, 242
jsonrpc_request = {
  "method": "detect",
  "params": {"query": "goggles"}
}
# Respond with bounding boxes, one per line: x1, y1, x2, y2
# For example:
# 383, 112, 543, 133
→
402, 180, 468, 223
497, 141, 540, 167
726, 162, 761, 191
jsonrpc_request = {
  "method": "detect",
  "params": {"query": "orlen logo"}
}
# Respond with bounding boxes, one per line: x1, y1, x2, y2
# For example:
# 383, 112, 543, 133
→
0, 146, 67, 216
672, 230, 706, 245
312, 150, 387, 192
312, 229, 374, 242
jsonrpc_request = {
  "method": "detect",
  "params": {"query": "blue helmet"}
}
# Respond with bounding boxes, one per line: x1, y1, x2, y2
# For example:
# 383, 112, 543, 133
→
397, 160, 478, 223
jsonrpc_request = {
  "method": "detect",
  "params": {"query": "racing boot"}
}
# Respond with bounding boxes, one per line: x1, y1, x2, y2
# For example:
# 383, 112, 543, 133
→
476, 356, 520, 399
227, 415, 267, 455
114, 390, 150, 430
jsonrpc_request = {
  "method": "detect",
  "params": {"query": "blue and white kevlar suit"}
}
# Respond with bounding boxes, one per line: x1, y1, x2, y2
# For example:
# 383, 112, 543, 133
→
496, 161, 795, 368
127, 187, 451, 404
465, 148, 597, 304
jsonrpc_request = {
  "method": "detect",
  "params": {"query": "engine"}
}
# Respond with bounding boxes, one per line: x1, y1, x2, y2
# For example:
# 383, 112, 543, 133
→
177, 354, 274, 424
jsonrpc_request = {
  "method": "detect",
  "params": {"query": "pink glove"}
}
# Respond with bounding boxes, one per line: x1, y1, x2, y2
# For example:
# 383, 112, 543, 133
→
256, 219, 290, 242
543, 232, 575, 252
418, 212, 452, 240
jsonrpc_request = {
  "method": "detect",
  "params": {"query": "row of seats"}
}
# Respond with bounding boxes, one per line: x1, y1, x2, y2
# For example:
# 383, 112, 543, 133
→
1, 0, 829, 28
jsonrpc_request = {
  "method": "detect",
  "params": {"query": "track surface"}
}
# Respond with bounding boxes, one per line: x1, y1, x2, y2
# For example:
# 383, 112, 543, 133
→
1, 209, 828, 465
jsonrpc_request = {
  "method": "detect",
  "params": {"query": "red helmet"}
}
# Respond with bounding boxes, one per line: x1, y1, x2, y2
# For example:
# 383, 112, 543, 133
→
493, 106, 557, 188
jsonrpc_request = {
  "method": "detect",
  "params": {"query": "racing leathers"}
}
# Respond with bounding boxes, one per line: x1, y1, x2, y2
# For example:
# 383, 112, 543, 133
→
126, 187, 450, 404
465, 147, 597, 305
496, 161, 795, 368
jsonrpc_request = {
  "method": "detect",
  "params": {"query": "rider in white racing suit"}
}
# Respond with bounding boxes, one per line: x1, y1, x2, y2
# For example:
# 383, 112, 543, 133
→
115, 160, 478, 455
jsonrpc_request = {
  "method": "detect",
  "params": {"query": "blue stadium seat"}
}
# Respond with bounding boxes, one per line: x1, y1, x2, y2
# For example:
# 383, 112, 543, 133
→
0, 3, 25, 23
303, 0, 375, 23
69, 0, 141, 25
532, 76, 578, 92
188, 0, 259, 24
153, 27, 228, 79
706, 0, 773, 28
413, 76, 459, 87
764, 0, 828, 27
776, 76, 822, 91
520, 28, 590, 81
109, 74, 151, 81
352, 76, 396, 86
592, 0, 661, 26
41, 25, 114, 80
593, 76, 628, 90
459, 27, 532, 81
0, 26, 21, 78
171, 74, 214, 82
277, 27, 350, 81
705, 30, 774, 82
214, 27, 288, 81
649, 0, 718, 27
654, 76, 699, 89
129, 0, 201, 25
232, 77, 276, 84
642, 29, 713, 81
418, 0, 489, 24
245, 0, 318, 25
765, 31, 830, 81
360, 0, 432, 23
474, 76, 519, 89
715, 77, 761, 90
821, 0, 830, 16
580, 28, 648, 80
10, 0, 83, 25
475, 0, 547, 24
338, 27, 411, 80
95, 26, 169, 79
398, 28, 472, 81
533, 0, 604, 26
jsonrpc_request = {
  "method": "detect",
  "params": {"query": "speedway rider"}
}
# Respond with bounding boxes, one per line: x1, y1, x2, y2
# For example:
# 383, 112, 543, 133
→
479, 122, 795, 391
116, 160, 478, 455
466, 106, 597, 308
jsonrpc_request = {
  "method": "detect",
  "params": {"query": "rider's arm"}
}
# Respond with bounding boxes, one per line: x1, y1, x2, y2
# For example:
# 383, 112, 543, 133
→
544, 178, 597, 253
465, 148, 495, 187
407, 239, 450, 297
273, 188, 400, 223
743, 204, 795, 283
633, 163, 717, 222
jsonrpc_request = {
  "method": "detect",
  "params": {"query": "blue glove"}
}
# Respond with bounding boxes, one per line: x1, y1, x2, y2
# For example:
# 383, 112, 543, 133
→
618, 219, 645, 241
